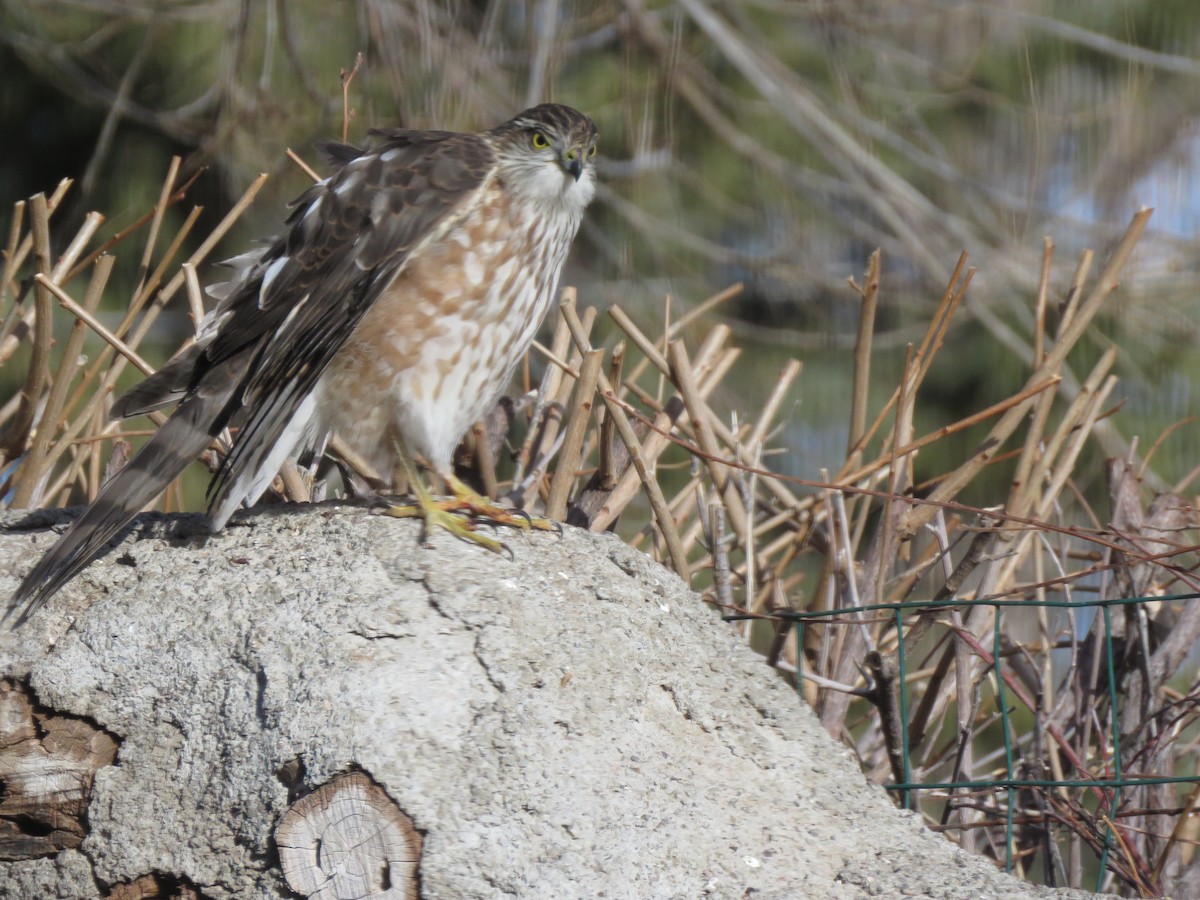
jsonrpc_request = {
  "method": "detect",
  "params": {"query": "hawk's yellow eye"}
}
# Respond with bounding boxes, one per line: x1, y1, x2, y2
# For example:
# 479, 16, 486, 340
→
531, 131, 550, 149
588, 145, 597, 158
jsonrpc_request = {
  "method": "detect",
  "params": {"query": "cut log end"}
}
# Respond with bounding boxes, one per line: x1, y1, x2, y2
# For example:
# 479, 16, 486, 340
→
0, 679, 119, 861
104, 873, 202, 900
275, 770, 421, 899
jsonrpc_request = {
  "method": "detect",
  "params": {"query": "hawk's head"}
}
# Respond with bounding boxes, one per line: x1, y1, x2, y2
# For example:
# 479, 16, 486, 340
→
491, 104, 598, 214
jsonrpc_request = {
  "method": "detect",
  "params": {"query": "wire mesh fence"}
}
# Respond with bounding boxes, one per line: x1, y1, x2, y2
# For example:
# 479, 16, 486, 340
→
774, 593, 1200, 894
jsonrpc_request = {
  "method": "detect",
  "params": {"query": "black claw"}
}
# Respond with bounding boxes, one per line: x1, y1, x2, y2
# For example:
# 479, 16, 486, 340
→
507, 507, 533, 526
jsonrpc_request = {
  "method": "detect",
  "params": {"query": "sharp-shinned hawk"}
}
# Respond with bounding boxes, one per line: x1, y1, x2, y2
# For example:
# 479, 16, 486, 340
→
7, 103, 598, 625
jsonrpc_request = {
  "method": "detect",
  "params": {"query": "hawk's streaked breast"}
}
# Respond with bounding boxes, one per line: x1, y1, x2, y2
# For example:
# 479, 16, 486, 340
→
318, 169, 584, 480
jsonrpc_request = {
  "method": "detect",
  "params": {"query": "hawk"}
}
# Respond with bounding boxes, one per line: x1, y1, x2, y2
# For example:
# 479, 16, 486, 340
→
6, 103, 598, 626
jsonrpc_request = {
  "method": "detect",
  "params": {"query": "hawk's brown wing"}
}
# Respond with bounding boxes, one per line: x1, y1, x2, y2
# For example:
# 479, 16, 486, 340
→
6, 128, 496, 626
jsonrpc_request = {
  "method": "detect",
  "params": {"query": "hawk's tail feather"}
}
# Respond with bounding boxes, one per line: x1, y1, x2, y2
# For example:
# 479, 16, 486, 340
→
109, 344, 205, 420
5, 381, 236, 629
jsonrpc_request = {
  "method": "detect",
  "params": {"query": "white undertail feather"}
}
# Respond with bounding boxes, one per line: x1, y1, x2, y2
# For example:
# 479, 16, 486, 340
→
209, 392, 320, 531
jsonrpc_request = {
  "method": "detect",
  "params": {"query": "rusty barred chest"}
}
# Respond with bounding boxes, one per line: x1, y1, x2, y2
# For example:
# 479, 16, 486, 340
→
317, 182, 580, 478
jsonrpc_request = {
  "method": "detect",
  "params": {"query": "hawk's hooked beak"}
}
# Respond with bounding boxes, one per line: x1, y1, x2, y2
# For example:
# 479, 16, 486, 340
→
563, 148, 584, 181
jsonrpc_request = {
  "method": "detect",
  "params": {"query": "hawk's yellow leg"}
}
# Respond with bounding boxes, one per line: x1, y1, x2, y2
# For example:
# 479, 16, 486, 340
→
382, 435, 556, 553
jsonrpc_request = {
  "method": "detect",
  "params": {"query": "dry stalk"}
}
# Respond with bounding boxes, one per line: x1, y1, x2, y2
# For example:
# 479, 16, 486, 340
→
134, 156, 182, 295
848, 249, 881, 459
545, 348, 603, 521
514, 288, 576, 487
12, 257, 115, 509
667, 339, 747, 546
3, 193, 54, 491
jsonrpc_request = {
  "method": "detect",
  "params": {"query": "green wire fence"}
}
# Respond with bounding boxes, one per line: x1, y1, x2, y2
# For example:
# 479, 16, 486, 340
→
772, 592, 1200, 894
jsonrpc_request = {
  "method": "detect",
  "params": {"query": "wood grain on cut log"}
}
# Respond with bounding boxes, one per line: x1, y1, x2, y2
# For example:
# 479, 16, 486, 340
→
0, 679, 119, 860
275, 770, 422, 900
105, 873, 201, 899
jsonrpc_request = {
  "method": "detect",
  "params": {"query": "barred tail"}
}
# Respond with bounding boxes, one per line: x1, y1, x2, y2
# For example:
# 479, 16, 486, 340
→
4, 380, 236, 629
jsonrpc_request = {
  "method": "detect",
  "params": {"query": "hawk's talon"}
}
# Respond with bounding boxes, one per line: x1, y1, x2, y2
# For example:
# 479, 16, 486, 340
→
383, 500, 507, 554
380, 483, 553, 559
445, 475, 558, 535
